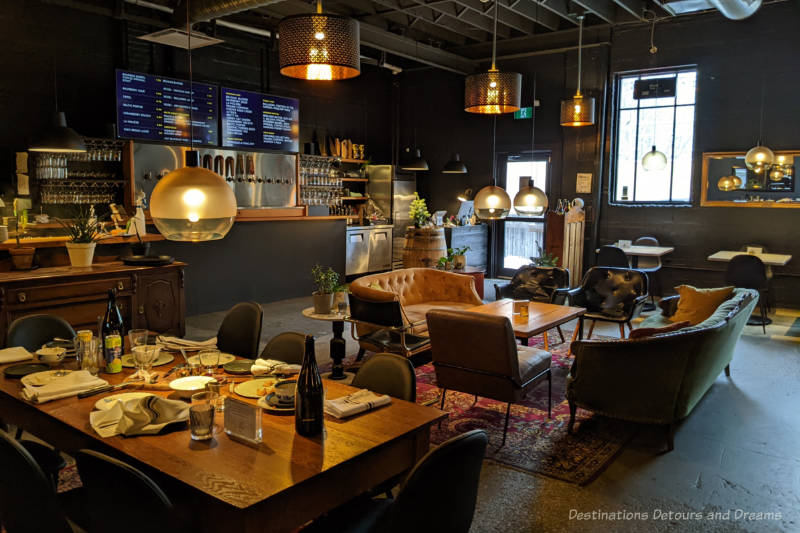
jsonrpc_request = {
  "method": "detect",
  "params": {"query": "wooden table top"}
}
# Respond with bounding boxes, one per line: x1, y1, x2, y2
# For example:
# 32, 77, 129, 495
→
596, 244, 675, 257
301, 307, 349, 322
0, 260, 186, 282
0, 360, 445, 512
469, 299, 585, 338
707, 250, 792, 266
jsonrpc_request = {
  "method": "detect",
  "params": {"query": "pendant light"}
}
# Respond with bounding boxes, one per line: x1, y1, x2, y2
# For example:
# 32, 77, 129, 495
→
278, 0, 360, 81
464, 1, 521, 114
150, 0, 237, 242
457, 188, 474, 202
29, 59, 86, 154
717, 166, 743, 191
745, 80, 774, 170
642, 145, 667, 171
474, 117, 511, 219
400, 148, 429, 171
514, 75, 548, 216
443, 153, 468, 174
560, 15, 596, 127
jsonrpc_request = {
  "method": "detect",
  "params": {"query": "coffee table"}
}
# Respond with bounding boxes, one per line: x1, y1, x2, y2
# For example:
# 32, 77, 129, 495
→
469, 299, 585, 349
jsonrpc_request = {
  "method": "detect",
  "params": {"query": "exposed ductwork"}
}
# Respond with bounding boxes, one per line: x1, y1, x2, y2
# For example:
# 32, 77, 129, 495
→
181, 0, 285, 23
708, 0, 762, 19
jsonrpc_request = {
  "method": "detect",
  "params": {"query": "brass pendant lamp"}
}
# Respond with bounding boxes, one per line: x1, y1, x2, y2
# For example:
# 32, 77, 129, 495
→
278, 0, 360, 81
513, 75, 548, 216
464, 1, 521, 114
560, 15, 596, 127
474, 117, 511, 219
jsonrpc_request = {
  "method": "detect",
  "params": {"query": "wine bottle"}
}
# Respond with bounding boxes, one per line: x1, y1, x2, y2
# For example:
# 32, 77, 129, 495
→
295, 335, 324, 436
102, 288, 125, 374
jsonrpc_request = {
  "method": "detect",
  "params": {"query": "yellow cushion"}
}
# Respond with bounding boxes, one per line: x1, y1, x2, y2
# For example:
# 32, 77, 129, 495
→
670, 285, 735, 325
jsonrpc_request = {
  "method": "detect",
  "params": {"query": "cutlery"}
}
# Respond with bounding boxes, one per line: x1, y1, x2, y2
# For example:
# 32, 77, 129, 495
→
77, 382, 133, 399
163, 364, 185, 380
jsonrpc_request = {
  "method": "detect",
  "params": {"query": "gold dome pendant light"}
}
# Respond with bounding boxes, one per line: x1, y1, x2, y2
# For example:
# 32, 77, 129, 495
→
278, 0, 360, 81
464, 1, 522, 114
560, 15, 596, 127
514, 74, 548, 216
149, 0, 237, 242
745, 80, 774, 170
474, 117, 511, 219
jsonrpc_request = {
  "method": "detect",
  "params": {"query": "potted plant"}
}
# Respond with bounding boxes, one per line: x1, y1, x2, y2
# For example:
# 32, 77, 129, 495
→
452, 246, 471, 269
311, 264, 340, 314
530, 245, 559, 267
9, 215, 35, 270
58, 206, 104, 267
409, 193, 431, 228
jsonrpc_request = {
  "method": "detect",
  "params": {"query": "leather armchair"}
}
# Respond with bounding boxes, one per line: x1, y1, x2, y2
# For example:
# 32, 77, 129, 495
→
557, 267, 648, 339
426, 308, 551, 446
494, 265, 570, 302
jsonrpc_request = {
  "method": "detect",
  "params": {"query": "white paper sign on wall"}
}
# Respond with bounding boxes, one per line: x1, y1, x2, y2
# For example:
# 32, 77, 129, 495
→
576, 173, 592, 194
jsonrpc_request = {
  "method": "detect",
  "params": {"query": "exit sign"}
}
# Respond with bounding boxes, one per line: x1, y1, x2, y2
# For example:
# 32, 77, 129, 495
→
514, 107, 533, 119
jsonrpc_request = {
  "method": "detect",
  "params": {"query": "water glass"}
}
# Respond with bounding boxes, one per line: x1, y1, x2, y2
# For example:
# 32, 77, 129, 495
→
79, 338, 102, 376
205, 380, 226, 412
128, 329, 149, 351
198, 349, 220, 376
190, 392, 218, 441
131, 345, 160, 381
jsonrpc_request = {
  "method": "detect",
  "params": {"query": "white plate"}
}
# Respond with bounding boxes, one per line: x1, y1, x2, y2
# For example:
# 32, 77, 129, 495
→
94, 392, 155, 411
121, 351, 175, 368
187, 352, 236, 366
234, 378, 277, 399
21, 369, 73, 387
169, 375, 216, 393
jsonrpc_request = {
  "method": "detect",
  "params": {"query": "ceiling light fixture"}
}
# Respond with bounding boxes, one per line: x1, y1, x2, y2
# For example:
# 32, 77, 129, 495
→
514, 75, 548, 216
400, 148, 429, 171
560, 15, 596, 127
443, 153, 468, 174
278, 0, 360, 81
474, 117, 511, 219
29, 59, 86, 154
464, 1, 522, 114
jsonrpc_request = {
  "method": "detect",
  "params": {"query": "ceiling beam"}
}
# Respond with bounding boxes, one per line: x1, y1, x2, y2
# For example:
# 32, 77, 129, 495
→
403, 0, 511, 37
530, 0, 579, 24
610, 0, 646, 19
571, 0, 617, 23
359, 0, 494, 40
500, 0, 561, 31
425, 0, 538, 33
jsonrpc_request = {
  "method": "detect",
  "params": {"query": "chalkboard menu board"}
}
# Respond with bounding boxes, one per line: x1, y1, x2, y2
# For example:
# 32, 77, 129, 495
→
221, 88, 299, 152
116, 70, 218, 145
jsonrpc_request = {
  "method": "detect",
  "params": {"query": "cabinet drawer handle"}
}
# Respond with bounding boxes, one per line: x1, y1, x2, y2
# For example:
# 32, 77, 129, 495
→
18, 292, 26, 303
117, 281, 125, 291
138, 305, 145, 315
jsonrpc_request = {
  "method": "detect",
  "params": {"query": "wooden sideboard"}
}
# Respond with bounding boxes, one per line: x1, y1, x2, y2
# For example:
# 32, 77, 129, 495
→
0, 261, 186, 345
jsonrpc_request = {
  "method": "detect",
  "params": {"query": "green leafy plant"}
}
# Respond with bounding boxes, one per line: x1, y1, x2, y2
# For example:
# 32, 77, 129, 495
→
409, 193, 431, 228
57, 206, 106, 244
311, 264, 340, 294
452, 245, 471, 256
530, 245, 558, 267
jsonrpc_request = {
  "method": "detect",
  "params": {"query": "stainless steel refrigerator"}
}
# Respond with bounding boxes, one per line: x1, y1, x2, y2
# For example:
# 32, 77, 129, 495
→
367, 165, 416, 269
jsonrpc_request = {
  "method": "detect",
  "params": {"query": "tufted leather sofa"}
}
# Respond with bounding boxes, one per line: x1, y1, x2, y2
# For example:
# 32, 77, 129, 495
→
350, 268, 483, 335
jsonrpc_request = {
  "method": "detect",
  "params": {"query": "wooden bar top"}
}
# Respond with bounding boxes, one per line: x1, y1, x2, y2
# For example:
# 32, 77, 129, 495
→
0, 233, 165, 251
0, 260, 186, 283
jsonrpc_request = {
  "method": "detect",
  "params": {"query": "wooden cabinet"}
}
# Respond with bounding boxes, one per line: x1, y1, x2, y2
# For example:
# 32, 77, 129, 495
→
545, 207, 585, 287
0, 262, 185, 345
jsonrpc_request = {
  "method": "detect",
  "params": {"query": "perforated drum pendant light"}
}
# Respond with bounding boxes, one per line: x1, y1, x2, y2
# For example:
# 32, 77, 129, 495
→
278, 0, 360, 81
560, 16, 596, 127
464, 1, 521, 114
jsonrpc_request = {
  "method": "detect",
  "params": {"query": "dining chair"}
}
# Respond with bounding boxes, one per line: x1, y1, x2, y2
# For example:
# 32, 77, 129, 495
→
738, 244, 773, 311
306, 430, 488, 533
351, 352, 416, 402
426, 309, 551, 446
0, 430, 83, 533
597, 245, 631, 268
5, 314, 75, 352
217, 301, 263, 359
260, 331, 305, 364
725, 254, 769, 333
634, 236, 663, 306
75, 449, 174, 533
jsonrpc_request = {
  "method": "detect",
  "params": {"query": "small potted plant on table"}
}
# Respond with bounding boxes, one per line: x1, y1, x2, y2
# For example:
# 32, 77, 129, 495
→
9, 215, 35, 270
311, 264, 340, 314
58, 206, 104, 267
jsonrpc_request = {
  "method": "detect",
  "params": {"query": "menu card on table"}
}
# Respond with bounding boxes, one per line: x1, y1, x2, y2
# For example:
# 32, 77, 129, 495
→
224, 397, 262, 444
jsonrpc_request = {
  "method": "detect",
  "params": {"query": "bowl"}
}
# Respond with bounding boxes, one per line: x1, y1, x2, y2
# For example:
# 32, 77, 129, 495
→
169, 376, 217, 399
36, 347, 66, 364
273, 380, 297, 403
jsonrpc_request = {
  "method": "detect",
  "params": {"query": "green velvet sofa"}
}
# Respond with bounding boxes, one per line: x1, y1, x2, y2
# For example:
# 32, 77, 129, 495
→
566, 288, 758, 451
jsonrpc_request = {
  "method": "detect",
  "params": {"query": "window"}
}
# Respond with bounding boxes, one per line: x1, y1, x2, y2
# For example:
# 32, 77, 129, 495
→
613, 67, 697, 204
499, 157, 548, 274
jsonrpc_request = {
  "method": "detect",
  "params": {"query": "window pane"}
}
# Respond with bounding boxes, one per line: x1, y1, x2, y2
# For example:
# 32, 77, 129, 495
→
506, 160, 547, 216
635, 107, 674, 202
676, 71, 697, 105
502, 221, 544, 270
619, 76, 638, 109
671, 105, 696, 201
615, 109, 638, 201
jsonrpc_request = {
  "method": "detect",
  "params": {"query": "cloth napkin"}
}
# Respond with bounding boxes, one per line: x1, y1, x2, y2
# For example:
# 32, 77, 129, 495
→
90, 395, 190, 438
324, 389, 392, 419
22, 370, 108, 404
251, 358, 302, 376
156, 335, 217, 351
0, 346, 33, 364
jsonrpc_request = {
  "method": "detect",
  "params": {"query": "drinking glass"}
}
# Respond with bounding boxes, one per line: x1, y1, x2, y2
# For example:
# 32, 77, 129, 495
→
198, 349, 220, 376
205, 381, 226, 412
128, 329, 148, 351
131, 345, 160, 382
190, 391, 218, 441
80, 338, 101, 376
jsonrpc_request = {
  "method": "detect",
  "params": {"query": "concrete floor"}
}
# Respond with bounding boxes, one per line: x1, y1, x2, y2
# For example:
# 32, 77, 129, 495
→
186, 291, 800, 533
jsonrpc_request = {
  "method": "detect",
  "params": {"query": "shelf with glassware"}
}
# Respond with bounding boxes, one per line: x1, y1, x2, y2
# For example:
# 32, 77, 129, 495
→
299, 154, 368, 222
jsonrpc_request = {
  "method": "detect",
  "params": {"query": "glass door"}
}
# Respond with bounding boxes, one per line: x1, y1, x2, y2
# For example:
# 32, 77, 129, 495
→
493, 153, 550, 279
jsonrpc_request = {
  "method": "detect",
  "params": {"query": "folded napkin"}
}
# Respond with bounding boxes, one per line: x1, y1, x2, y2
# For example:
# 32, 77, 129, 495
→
0, 346, 33, 364
22, 370, 108, 404
251, 358, 302, 376
324, 389, 392, 419
156, 335, 217, 350
90, 396, 189, 438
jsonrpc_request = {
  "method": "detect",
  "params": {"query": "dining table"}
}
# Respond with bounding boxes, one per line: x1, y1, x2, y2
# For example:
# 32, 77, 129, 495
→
598, 242, 675, 268
0, 356, 446, 533
707, 250, 792, 267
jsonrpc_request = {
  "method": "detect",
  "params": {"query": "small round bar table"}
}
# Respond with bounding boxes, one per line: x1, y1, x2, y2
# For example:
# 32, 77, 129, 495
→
301, 307, 354, 382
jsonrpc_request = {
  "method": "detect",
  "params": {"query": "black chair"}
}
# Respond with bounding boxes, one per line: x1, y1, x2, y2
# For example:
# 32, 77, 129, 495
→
634, 236, 663, 308
560, 267, 649, 339
217, 301, 263, 359
348, 294, 430, 361
597, 245, 631, 268
75, 449, 173, 533
494, 265, 570, 345
6, 314, 75, 352
260, 331, 305, 364
725, 255, 769, 334
739, 244, 773, 311
306, 430, 488, 533
351, 352, 416, 402
0, 430, 82, 533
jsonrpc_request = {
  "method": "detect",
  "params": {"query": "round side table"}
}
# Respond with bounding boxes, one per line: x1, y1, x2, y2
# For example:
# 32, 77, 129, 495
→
301, 307, 355, 383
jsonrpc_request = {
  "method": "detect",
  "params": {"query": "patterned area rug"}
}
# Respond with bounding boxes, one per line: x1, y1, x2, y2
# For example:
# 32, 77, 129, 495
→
414, 336, 637, 486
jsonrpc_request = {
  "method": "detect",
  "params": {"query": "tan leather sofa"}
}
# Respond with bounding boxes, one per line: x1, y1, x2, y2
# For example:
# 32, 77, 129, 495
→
349, 268, 483, 335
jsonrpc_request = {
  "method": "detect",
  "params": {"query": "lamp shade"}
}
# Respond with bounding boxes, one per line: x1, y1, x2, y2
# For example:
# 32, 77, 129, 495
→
464, 70, 522, 114
642, 145, 668, 171
474, 185, 510, 219
150, 151, 237, 242
29, 112, 87, 153
560, 93, 596, 127
513, 183, 548, 216
744, 145, 775, 169
717, 174, 742, 191
278, 14, 360, 80
457, 188, 474, 202
443, 153, 468, 174
400, 148, 429, 171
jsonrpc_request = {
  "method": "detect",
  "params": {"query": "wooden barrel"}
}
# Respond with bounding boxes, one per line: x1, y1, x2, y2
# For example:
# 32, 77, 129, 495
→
403, 227, 447, 268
